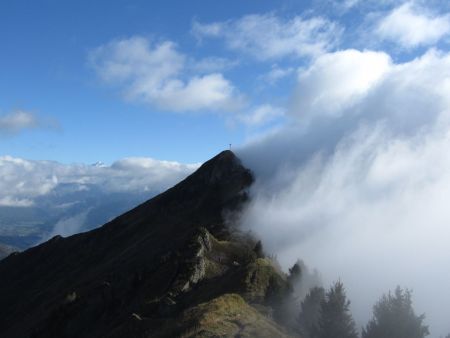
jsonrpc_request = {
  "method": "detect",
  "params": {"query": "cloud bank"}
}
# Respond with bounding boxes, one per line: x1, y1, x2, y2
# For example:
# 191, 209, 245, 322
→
0, 156, 197, 243
237, 48, 450, 336
0, 155, 198, 208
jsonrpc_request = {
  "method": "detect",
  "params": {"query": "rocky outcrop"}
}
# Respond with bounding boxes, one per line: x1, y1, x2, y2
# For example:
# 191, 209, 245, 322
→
169, 228, 212, 296
158, 228, 212, 316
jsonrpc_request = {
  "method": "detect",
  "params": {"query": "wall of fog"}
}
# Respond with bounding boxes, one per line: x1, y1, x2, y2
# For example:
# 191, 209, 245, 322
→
237, 49, 450, 336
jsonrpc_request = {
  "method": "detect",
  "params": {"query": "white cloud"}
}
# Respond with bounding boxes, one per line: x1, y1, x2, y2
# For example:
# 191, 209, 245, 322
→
238, 104, 284, 127
237, 48, 450, 336
89, 36, 241, 112
261, 64, 295, 85
0, 196, 34, 207
0, 155, 199, 242
0, 155, 198, 207
48, 210, 90, 238
292, 49, 392, 119
108, 157, 199, 191
0, 110, 39, 135
375, 2, 450, 48
341, 0, 361, 9
192, 13, 342, 60
189, 56, 238, 73
326, 0, 363, 13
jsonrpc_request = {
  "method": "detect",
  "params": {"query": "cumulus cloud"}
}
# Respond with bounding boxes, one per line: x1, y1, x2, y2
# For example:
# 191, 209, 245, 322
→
291, 49, 392, 119
237, 48, 450, 336
375, 2, 450, 48
89, 36, 241, 112
192, 13, 342, 60
0, 155, 198, 207
0, 110, 40, 135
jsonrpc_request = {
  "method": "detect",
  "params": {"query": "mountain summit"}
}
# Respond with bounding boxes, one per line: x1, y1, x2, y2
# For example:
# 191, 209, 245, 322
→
0, 151, 292, 338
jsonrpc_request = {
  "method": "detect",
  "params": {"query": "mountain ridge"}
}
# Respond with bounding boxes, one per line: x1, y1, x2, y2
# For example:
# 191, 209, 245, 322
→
0, 151, 296, 337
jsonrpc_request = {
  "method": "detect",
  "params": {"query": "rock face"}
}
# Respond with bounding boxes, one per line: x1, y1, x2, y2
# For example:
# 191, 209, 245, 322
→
0, 151, 295, 338
168, 228, 211, 296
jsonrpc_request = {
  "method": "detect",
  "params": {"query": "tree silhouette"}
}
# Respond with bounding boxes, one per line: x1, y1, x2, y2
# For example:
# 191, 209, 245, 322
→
289, 262, 302, 278
253, 240, 264, 258
362, 286, 429, 338
298, 286, 325, 338
316, 281, 358, 338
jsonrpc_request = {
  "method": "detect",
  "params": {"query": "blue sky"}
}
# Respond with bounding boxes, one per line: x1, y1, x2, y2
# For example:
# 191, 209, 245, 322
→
1, 0, 449, 164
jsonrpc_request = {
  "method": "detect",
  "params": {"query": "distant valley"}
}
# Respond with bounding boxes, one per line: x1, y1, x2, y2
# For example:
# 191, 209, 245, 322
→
0, 156, 197, 257
0, 187, 153, 252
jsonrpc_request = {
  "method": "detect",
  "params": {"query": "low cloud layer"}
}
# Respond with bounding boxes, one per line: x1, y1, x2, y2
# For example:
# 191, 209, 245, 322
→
0, 156, 198, 244
0, 155, 198, 208
237, 48, 450, 336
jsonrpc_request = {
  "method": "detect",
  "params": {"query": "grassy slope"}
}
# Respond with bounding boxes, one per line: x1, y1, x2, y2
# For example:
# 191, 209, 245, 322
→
161, 293, 292, 338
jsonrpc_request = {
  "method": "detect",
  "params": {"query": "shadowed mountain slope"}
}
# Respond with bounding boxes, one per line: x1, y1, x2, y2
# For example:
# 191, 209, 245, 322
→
0, 151, 295, 338
0, 243, 17, 260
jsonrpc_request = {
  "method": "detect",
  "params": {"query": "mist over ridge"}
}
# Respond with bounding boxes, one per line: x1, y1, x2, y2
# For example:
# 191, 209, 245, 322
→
236, 48, 450, 336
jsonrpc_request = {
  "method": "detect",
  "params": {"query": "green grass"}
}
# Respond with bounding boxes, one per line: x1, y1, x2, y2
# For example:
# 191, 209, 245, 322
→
166, 293, 292, 338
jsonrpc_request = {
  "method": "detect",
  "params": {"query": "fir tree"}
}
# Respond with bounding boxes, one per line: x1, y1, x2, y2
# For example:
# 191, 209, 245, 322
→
298, 286, 325, 338
362, 286, 429, 338
253, 240, 264, 258
317, 281, 358, 338
289, 262, 302, 278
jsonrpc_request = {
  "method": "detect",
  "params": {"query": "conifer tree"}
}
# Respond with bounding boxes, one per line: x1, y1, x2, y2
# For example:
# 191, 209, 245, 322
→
362, 286, 429, 338
298, 286, 325, 338
289, 262, 302, 279
316, 281, 358, 338
253, 240, 264, 258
